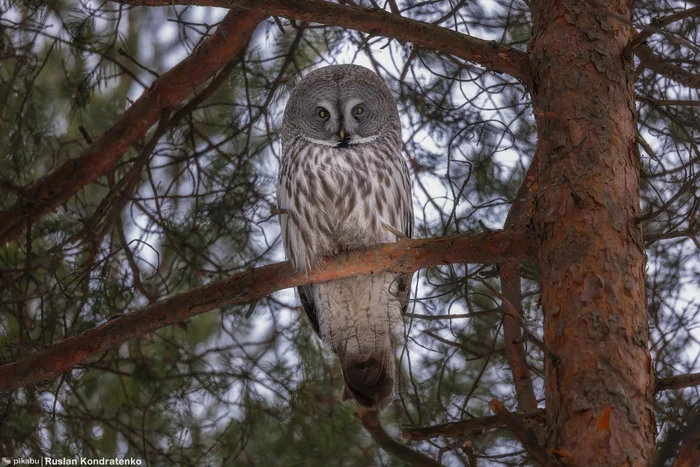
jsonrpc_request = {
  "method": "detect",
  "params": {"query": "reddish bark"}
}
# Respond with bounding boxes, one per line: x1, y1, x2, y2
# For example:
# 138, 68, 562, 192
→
530, 0, 655, 465
0, 9, 265, 245
0, 230, 532, 392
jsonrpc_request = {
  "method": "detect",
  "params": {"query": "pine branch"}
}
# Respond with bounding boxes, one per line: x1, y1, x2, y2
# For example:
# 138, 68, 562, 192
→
402, 408, 545, 441
0, 230, 533, 392
358, 408, 445, 467
638, 97, 700, 107
112, 0, 530, 82
656, 372, 700, 392
499, 151, 539, 412
488, 400, 564, 467
627, 6, 700, 51
634, 43, 700, 90
0, 9, 265, 246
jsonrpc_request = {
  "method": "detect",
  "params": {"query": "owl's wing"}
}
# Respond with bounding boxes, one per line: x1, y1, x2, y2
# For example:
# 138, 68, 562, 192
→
397, 185, 414, 315
278, 159, 321, 335
396, 273, 413, 315
297, 284, 320, 335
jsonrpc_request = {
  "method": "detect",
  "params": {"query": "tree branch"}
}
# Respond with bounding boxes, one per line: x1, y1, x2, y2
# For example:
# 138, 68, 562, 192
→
358, 408, 445, 467
627, 6, 700, 51
634, 43, 700, 90
112, 0, 530, 82
499, 151, 539, 412
488, 400, 563, 467
0, 9, 265, 246
402, 408, 545, 441
637, 96, 700, 107
0, 230, 533, 392
477, 279, 549, 360
656, 372, 700, 392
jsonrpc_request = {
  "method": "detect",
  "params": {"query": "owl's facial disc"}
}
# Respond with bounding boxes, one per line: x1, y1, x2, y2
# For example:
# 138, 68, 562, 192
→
339, 97, 378, 147
283, 65, 400, 153
306, 93, 381, 148
304, 99, 342, 147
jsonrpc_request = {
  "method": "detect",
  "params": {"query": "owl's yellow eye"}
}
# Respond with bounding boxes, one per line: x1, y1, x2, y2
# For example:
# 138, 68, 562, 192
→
318, 108, 329, 119
353, 105, 364, 115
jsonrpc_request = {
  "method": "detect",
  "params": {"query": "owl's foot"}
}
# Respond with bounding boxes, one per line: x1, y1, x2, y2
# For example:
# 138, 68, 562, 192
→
381, 222, 408, 240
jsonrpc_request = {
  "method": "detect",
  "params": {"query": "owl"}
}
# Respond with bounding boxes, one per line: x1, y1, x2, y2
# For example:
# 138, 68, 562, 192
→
278, 64, 413, 410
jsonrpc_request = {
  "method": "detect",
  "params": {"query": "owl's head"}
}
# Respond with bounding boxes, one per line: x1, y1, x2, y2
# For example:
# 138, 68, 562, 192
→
282, 64, 400, 148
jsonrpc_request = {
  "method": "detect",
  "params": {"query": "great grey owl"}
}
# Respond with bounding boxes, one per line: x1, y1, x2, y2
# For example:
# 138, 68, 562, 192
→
277, 64, 413, 410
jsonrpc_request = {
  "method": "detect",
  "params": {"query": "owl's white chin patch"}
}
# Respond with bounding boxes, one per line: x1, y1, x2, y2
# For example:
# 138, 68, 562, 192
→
303, 136, 340, 147
303, 135, 379, 147
348, 134, 379, 145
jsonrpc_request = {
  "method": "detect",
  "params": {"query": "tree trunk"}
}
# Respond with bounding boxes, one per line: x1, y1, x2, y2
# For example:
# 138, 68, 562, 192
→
530, 0, 655, 465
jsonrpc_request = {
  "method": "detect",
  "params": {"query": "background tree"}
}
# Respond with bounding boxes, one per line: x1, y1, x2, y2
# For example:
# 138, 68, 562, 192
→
0, 0, 698, 465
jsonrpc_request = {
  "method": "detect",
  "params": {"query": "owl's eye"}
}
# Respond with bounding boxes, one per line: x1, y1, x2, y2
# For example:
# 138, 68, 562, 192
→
352, 105, 364, 116
317, 108, 330, 119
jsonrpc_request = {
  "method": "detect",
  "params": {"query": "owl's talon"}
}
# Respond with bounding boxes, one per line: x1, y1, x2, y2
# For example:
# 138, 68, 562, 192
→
381, 222, 408, 239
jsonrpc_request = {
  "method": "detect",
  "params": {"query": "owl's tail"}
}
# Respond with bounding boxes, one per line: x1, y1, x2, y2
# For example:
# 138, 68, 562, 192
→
341, 353, 394, 410
314, 273, 402, 411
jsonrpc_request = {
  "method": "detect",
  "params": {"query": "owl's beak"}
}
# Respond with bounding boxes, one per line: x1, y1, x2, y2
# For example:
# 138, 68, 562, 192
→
337, 128, 349, 148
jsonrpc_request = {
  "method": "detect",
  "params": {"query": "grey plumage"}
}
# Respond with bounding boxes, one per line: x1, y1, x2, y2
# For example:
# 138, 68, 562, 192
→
277, 64, 413, 410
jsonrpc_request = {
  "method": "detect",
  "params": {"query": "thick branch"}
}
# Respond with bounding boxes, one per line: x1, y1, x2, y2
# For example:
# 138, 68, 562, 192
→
0, 230, 533, 392
499, 151, 539, 412
359, 409, 445, 467
628, 6, 700, 50
638, 98, 700, 107
634, 43, 700, 90
0, 10, 265, 245
500, 265, 539, 409
113, 0, 530, 82
402, 409, 545, 441
656, 372, 700, 392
